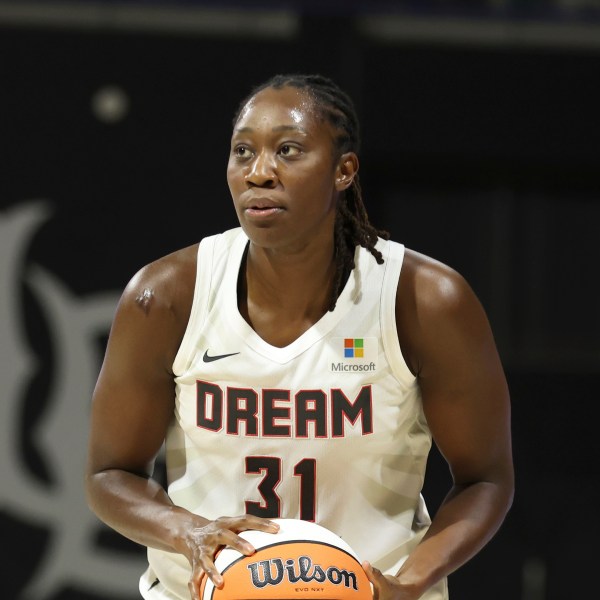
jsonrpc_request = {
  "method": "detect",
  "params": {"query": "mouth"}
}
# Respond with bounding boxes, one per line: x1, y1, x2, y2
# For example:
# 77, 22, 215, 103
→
245, 205, 284, 218
243, 196, 285, 218
245, 197, 282, 210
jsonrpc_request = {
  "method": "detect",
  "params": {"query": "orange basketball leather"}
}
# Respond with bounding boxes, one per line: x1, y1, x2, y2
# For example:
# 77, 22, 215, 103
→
200, 520, 372, 600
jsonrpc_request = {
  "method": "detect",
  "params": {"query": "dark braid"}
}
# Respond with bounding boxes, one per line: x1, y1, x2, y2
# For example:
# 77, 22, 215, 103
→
233, 73, 389, 311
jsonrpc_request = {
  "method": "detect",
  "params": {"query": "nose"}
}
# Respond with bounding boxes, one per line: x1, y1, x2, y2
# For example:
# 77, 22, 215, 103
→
245, 150, 277, 188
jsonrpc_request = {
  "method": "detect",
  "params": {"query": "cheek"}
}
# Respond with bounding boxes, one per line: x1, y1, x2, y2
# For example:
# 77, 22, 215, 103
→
298, 181, 337, 218
226, 163, 243, 193
306, 164, 338, 200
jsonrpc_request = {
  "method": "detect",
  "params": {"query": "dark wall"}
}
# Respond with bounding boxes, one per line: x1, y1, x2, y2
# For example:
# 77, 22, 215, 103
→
1, 10, 599, 600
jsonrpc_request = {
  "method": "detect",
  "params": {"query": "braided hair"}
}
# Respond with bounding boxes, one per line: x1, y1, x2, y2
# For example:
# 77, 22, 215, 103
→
233, 73, 390, 311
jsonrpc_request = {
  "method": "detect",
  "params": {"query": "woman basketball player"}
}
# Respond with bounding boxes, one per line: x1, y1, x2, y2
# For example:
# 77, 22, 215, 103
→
85, 73, 514, 600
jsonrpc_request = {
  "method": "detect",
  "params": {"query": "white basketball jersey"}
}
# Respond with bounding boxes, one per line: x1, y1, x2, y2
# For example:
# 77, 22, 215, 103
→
140, 227, 448, 599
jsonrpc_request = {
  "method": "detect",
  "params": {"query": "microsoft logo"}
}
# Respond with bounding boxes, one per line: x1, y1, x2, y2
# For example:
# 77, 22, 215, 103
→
344, 338, 364, 358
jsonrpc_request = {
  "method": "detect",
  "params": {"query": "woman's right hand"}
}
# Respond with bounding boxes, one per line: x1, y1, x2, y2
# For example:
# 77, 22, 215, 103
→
181, 514, 280, 600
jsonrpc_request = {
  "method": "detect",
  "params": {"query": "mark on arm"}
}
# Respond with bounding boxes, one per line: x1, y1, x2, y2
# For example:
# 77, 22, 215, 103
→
135, 287, 154, 313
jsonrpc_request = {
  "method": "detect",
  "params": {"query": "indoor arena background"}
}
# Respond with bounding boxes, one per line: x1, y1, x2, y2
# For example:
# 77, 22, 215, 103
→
1, 1, 599, 599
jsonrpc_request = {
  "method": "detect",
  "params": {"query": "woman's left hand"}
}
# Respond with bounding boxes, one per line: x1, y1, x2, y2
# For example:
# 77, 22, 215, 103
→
362, 562, 421, 600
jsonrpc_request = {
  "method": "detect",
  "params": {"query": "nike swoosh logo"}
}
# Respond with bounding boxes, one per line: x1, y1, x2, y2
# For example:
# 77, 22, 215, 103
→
203, 350, 240, 363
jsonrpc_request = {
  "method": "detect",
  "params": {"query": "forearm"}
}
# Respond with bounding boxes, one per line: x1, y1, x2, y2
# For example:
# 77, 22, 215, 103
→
85, 469, 207, 556
396, 479, 513, 595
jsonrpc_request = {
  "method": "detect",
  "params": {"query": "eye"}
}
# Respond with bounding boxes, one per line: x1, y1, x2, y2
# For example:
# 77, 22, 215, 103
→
279, 144, 301, 157
233, 145, 252, 159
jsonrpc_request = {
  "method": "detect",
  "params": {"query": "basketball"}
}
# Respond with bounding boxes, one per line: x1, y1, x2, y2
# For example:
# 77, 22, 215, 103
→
200, 519, 372, 600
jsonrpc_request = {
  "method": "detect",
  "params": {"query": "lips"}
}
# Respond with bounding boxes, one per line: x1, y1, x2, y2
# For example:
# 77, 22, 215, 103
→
245, 205, 284, 218
244, 196, 283, 210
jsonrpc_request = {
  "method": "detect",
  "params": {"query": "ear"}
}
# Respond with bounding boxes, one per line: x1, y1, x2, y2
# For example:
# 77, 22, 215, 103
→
334, 152, 359, 191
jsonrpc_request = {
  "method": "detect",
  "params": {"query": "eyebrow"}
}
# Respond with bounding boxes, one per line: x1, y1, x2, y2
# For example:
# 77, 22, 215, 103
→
234, 125, 308, 134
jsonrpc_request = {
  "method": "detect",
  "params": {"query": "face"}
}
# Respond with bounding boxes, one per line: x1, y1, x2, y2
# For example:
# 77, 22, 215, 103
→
227, 85, 352, 253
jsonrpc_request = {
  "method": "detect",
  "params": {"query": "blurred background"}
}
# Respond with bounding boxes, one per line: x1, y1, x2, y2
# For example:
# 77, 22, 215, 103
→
1, 1, 599, 598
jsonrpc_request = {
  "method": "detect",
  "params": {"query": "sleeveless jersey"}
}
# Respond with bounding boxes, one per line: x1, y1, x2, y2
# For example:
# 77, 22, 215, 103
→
139, 227, 448, 599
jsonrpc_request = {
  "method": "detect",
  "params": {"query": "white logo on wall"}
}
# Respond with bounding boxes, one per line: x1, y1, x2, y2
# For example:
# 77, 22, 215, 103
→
0, 201, 147, 598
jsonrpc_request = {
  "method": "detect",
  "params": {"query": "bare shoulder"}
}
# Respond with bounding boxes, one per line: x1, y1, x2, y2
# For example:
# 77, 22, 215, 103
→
397, 248, 490, 375
106, 243, 199, 370
399, 248, 475, 315
122, 243, 199, 319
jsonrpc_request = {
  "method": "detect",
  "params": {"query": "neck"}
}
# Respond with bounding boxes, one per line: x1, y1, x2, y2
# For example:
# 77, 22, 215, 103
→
242, 241, 336, 316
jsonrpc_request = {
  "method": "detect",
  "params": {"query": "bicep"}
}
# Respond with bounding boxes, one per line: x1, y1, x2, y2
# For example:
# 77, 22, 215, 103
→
87, 282, 179, 478
414, 271, 512, 485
